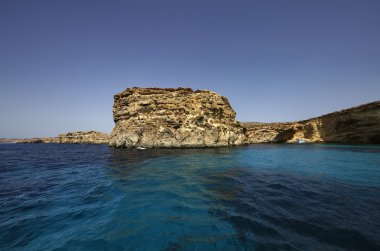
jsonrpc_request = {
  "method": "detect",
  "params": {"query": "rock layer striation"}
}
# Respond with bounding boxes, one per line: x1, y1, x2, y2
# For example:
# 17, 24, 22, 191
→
109, 87, 246, 148
243, 101, 380, 144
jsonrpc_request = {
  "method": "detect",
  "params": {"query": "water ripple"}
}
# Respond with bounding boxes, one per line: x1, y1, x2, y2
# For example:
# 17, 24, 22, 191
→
0, 144, 379, 250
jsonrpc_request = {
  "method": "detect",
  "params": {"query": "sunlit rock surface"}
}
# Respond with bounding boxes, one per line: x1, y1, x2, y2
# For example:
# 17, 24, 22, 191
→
109, 87, 246, 148
242, 101, 380, 144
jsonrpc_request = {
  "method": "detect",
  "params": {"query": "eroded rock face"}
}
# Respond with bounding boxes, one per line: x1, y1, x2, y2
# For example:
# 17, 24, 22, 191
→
21, 131, 110, 144
109, 87, 246, 148
243, 101, 380, 144
242, 122, 323, 143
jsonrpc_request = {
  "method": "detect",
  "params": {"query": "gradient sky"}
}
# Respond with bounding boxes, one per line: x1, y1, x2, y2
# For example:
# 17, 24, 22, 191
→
1, 0, 379, 138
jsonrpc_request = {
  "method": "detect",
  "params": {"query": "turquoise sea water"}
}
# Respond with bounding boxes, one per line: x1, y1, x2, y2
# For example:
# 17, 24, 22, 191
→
0, 144, 379, 250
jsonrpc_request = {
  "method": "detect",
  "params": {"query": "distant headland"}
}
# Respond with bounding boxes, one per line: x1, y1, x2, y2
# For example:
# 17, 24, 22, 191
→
18, 131, 110, 144
6, 87, 379, 146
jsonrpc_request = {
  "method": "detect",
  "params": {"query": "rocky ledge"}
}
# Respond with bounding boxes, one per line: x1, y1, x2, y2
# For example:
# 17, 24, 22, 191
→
109, 87, 246, 148
21, 131, 110, 144
242, 101, 380, 144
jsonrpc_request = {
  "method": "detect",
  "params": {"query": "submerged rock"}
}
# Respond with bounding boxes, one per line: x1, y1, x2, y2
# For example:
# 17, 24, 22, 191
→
109, 87, 246, 148
21, 131, 110, 144
243, 101, 380, 144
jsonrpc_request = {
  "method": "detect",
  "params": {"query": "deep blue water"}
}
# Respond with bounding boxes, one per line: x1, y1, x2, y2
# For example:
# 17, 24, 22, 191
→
0, 144, 379, 251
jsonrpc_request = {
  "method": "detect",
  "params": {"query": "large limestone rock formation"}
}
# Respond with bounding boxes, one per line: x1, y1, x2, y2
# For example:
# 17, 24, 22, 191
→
243, 101, 380, 144
21, 131, 110, 144
109, 87, 246, 148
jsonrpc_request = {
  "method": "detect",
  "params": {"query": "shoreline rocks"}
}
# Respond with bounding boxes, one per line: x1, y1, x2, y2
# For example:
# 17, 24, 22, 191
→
242, 101, 380, 144
109, 87, 246, 148
20, 131, 110, 144
10, 87, 379, 147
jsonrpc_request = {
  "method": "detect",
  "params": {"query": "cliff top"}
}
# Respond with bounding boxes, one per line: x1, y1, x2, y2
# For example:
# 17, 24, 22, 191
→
242, 100, 380, 127
114, 87, 218, 98
314, 100, 380, 120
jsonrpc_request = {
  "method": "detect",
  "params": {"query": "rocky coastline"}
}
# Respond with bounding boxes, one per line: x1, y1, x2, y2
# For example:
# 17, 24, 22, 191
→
20, 131, 110, 144
10, 87, 380, 147
242, 101, 380, 144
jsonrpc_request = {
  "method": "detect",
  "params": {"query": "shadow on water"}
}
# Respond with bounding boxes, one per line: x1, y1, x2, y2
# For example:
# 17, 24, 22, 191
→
108, 146, 244, 165
107, 146, 245, 179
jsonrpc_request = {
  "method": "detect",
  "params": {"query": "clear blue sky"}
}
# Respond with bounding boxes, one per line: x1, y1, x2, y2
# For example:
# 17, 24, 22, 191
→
1, 0, 379, 138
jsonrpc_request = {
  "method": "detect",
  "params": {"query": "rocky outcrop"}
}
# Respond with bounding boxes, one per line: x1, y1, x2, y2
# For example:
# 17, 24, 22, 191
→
14, 88, 378, 146
243, 101, 380, 144
242, 122, 323, 143
109, 87, 246, 148
21, 131, 110, 144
